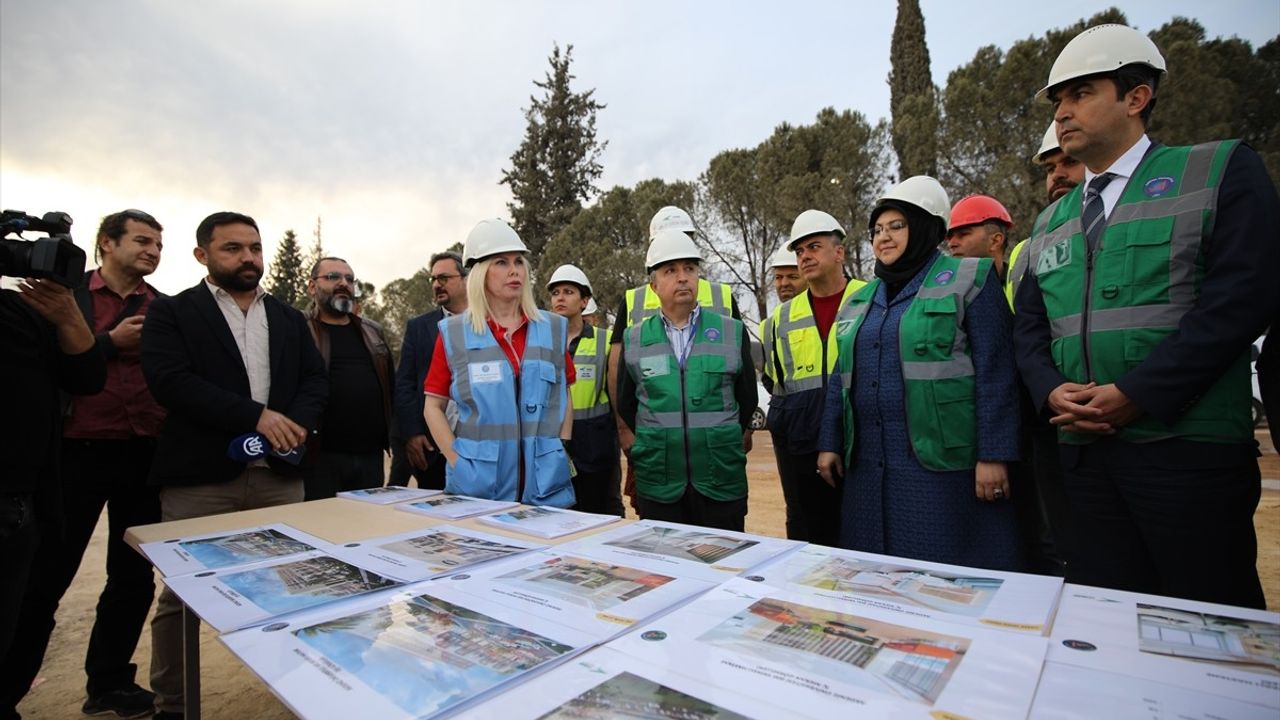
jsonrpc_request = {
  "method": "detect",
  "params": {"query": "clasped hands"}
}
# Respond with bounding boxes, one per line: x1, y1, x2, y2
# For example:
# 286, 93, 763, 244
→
1046, 381, 1141, 434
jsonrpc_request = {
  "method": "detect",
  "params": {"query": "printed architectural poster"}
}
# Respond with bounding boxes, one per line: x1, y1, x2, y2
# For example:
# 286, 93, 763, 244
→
1029, 661, 1275, 720
557, 520, 802, 582
475, 506, 622, 539
396, 494, 520, 519
138, 523, 329, 577
336, 485, 443, 505
330, 525, 544, 582
162, 550, 402, 632
222, 579, 597, 720
441, 550, 715, 640
747, 545, 1062, 633
609, 577, 1047, 719
1048, 584, 1280, 710
454, 646, 806, 719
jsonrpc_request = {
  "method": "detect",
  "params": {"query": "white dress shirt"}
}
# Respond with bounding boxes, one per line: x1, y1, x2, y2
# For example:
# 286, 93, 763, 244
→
1084, 134, 1152, 220
205, 279, 271, 405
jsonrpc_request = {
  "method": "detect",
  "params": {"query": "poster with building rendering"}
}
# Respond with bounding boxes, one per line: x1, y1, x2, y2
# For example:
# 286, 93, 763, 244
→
1030, 661, 1275, 720
222, 579, 597, 720
328, 525, 545, 582
608, 577, 1047, 719
440, 550, 716, 640
162, 550, 402, 632
556, 520, 803, 582
454, 646, 805, 719
336, 485, 443, 505
1048, 584, 1280, 710
396, 494, 520, 519
746, 545, 1063, 634
475, 506, 622, 538
139, 523, 331, 577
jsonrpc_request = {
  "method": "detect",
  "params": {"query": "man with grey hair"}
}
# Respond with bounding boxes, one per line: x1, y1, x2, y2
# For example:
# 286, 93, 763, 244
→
393, 251, 468, 489
302, 256, 395, 498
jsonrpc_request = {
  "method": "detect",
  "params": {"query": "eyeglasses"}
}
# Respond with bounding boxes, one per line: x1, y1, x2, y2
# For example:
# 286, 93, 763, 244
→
314, 272, 357, 284
870, 219, 908, 239
429, 273, 462, 284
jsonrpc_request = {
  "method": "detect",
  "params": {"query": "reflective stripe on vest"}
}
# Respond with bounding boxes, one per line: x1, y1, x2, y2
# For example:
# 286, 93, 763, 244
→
1005, 238, 1030, 310
833, 254, 988, 471
625, 278, 731, 327
760, 314, 781, 394
570, 328, 611, 419
771, 280, 865, 395
1026, 140, 1251, 444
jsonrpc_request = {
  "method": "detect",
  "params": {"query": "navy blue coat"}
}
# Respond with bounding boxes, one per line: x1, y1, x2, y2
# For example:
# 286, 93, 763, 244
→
394, 308, 445, 441
820, 256, 1023, 571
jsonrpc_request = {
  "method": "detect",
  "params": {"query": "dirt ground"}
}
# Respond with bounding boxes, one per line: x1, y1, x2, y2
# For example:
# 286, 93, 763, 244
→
17, 431, 1280, 719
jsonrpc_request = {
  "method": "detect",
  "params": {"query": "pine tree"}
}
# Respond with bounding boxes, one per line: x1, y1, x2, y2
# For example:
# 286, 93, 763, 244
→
303, 216, 326, 277
888, 0, 939, 178
500, 44, 607, 260
267, 229, 306, 307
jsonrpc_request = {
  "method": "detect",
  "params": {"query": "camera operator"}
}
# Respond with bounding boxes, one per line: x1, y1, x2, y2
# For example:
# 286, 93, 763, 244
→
1, 258, 105, 664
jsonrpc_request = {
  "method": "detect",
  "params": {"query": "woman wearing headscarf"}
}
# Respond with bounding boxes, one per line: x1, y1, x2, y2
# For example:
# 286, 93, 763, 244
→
817, 176, 1022, 571
423, 219, 576, 507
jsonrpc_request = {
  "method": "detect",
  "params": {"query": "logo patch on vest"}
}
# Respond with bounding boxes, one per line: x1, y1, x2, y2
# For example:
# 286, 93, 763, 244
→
1144, 176, 1175, 197
1036, 239, 1072, 275
933, 270, 955, 285
639, 356, 670, 378
703, 327, 721, 342
468, 362, 503, 384
576, 365, 596, 380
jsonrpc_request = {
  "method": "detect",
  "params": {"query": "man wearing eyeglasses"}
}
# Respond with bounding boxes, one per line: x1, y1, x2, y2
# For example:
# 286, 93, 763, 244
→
393, 251, 468, 489
2, 210, 164, 719
301, 257, 395, 499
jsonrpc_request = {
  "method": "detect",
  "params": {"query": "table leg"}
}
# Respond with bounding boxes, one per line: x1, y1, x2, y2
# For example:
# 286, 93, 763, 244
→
183, 603, 201, 720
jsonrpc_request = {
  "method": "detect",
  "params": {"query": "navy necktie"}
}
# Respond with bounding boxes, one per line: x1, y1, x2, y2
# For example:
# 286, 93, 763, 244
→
1082, 172, 1117, 252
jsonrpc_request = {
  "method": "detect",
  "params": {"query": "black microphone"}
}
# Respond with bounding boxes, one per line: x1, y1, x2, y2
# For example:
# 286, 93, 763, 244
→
227, 432, 306, 465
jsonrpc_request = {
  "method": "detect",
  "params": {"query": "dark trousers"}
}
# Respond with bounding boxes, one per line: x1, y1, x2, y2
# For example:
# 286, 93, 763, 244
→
776, 450, 840, 546
571, 463, 624, 517
772, 442, 807, 541
0, 493, 38, 661
1, 439, 159, 710
1062, 438, 1265, 609
302, 449, 386, 500
1025, 421, 1073, 574
635, 486, 747, 532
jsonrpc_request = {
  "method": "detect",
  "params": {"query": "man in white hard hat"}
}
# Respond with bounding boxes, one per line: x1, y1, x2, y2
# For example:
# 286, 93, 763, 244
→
547, 265, 623, 516
764, 210, 866, 545
760, 246, 804, 398
1014, 24, 1280, 608
1006, 124, 1087, 307
615, 230, 756, 530
607, 206, 740, 511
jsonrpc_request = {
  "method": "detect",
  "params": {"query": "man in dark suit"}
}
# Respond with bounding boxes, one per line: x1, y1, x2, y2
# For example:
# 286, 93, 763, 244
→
392, 251, 467, 489
140, 211, 326, 718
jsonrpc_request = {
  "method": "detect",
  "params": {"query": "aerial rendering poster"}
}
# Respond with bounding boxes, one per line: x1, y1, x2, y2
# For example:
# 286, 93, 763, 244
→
139, 523, 329, 577
455, 647, 805, 720
1030, 661, 1276, 720
475, 505, 622, 538
442, 551, 716, 640
747, 545, 1063, 633
610, 578, 1048, 719
331, 525, 544, 582
336, 485, 443, 504
558, 520, 802, 582
163, 551, 402, 632
222, 580, 597, 720
1048, 584, 1280, 710
396, 494, 520, 519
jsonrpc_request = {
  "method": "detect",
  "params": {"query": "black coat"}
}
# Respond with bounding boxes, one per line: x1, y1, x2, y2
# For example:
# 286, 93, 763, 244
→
394, 307, 445, 440
141, 282, 328, 486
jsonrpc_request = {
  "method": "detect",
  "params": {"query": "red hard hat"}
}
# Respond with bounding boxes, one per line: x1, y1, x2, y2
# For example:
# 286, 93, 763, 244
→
948, 195, 1013, 232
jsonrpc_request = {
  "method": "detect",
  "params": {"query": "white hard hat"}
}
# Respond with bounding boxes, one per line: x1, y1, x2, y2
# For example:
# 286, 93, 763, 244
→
787, 210, 846, 251
545, 263, 593, 295
645, 228, 702, 272
649, 206, 696, 239
463, 218, 527, 267
584, 297, 598, 315
1037, 24, 1167, 100
1032, 122, 1061, 164
875, 175, 951, 222
768, 245, 799, 269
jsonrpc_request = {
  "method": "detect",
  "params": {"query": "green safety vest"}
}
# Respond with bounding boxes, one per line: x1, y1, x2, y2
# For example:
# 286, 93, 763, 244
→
625, 278, 732, 327
833, 254, 990, 471
769, 280, 866, 396
1024, 140, 1251, 445
623, 310, 747, 502
570, 326, 611, 419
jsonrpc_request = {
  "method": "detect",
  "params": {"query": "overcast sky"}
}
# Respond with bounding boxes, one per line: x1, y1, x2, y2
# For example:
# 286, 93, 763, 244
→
2, 0, 1276, 295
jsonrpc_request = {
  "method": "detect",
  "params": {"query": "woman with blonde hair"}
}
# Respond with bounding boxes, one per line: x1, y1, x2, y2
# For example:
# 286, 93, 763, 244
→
422, 219, 576, 506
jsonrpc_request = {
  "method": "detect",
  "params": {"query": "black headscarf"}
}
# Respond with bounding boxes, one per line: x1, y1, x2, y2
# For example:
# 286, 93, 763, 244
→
871, 200, 944, 299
